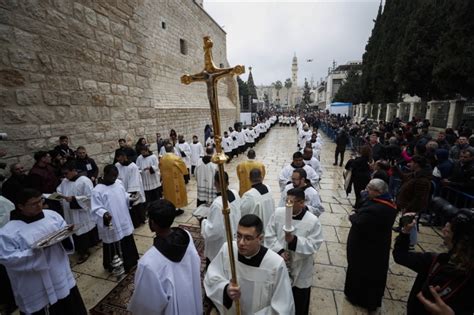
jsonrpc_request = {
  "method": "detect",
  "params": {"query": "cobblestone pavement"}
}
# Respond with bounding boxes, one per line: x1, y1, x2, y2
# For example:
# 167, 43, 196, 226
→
67, 125, 446, 314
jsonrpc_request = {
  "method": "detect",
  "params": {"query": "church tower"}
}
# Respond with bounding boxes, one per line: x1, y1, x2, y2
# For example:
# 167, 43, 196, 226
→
291, 53, 298, 107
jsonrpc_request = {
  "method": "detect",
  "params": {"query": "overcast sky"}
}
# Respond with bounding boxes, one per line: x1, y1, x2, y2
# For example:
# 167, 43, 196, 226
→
204, 1, 381, 87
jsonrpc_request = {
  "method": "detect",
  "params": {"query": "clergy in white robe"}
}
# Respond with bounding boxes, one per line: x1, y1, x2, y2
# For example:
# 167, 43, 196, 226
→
236, 127, 246, 153
229, 127, 239, 157
0, 196, 15, 313
190, 135, 205, 175
201, 171, 241, 262
302, 146, 323, 179
240, 168, 275, 228
204, 214, 295, 315
309, 134, 322, 160
136, 147, 161, 203
205, 135, 215, 148
222, 132, 234, 161
115, 151, 146, 228
0, 189, 87, 315
91, 165, 139, 272
57, 162, 97, 262
195, 147, 217, 206
298, 126, 313, 149
265, 188, 323, 315
279, 152, 319, 191
128, 199, 202, 315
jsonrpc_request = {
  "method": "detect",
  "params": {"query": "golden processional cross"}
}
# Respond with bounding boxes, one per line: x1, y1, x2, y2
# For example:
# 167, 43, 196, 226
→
181, 36, 245, 314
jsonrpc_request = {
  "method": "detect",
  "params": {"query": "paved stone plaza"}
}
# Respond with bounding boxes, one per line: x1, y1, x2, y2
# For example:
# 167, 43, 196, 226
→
65, 126, 446, 314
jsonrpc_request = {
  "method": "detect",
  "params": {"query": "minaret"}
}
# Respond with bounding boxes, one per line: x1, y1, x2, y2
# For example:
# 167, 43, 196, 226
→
291, 53, 298, 86
291, 53, 298, 107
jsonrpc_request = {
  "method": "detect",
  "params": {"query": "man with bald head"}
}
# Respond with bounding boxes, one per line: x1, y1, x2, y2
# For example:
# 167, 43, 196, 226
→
2, 163, 27, 204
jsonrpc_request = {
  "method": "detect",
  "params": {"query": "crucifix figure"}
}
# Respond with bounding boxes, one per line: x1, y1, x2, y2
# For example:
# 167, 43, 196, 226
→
181, 36, 245, 314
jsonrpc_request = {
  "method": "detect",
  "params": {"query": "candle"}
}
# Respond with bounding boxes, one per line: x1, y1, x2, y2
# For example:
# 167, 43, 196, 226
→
284, 200, 293, 231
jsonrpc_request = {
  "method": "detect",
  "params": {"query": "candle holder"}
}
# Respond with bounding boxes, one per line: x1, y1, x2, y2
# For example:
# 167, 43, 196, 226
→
284, 200, 295, 233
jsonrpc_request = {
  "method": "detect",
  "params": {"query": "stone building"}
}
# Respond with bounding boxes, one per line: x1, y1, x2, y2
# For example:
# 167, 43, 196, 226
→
0, 0, 239, 169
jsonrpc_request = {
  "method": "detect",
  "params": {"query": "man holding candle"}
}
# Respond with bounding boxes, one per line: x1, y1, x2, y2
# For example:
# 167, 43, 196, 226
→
265, 188, 324, 315
204, 214, 295, 314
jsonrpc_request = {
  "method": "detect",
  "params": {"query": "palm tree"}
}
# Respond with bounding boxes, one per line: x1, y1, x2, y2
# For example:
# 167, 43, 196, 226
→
284, 78, 292, 106
273, 80, 283, 105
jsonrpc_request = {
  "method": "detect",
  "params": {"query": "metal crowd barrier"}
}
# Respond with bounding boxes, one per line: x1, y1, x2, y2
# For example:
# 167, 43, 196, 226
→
440, 186, 474, 209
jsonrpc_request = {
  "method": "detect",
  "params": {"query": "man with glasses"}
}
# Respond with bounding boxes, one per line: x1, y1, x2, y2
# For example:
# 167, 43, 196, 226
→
266, 188, 323, 315
204, 214, 295, 314
0, 188, 87, 315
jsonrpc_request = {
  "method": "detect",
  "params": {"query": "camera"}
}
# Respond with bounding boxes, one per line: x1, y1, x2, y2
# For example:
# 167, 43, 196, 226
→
0, 133, 7, 140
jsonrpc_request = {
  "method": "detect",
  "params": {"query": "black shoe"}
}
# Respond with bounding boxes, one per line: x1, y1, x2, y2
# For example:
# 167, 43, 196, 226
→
333, 163, 337, 166
339, 163, 343, 167
175, 209, 185, 216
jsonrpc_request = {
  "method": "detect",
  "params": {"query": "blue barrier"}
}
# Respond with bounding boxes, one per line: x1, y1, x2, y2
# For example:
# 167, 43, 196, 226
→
440, 186, 474, 209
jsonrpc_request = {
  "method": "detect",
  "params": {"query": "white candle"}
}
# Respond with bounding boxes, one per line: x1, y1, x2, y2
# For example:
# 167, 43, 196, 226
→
284, 201, 293, 230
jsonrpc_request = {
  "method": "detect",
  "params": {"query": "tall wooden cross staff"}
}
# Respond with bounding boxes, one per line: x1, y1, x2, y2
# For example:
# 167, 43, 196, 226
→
181, 36, 245, 314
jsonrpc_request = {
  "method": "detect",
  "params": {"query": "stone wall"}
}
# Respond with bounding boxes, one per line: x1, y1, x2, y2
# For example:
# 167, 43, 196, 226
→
0, 0, 239, 169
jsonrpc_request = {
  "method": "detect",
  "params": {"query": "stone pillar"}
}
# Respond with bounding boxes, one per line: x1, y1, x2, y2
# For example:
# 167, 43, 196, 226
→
376, 104, 382, 121
386, 103, 395, 122
409, 102, 415, 120
447, 100, 465, 129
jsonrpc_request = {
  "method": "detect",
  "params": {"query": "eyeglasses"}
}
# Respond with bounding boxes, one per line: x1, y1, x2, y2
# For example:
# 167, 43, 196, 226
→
236, 233, 260, 243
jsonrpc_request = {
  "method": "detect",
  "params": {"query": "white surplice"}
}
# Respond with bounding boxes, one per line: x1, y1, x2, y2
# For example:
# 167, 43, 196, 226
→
190, 142, 204, 166
176, 142, 192, 168
303, 156, 323, 179
128, 230, 202, 315
280, 183, 325, 217
195, 158, 217, 204
204, 242, 295, 315
240, 184, 275, 229
201, 189, 241, 261
91, 181, 134, 244
115, 162, 146, 204
135, 154, 161, 191
222, 136, 233, 154
0, 210, 76, 314
264, 207, 324, 288
57, 175, 96, 235
298, 130, 312, 148
279, 164, 319, 191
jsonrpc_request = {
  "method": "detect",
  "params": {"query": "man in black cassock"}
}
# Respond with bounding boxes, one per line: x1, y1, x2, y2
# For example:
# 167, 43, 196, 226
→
344, 179, 397, 312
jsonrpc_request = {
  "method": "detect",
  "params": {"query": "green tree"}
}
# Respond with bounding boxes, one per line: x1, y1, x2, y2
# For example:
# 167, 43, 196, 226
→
284, 78, 292, 105
237, 76, 249, 110
302, 78, 311, 105
334, 70, 363, 104
247, 68, 258, 100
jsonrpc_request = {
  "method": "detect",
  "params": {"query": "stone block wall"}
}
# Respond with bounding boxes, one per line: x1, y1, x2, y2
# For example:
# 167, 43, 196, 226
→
0, 0, 239, 170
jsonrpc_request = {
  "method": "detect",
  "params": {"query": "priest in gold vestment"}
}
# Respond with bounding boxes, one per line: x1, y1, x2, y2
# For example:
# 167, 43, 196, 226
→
159, 144, 188, 214
236, 149, 266, 196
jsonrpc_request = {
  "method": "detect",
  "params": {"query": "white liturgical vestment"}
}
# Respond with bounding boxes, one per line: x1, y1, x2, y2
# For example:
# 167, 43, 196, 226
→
128, 230, 202, 315
115, 162, 146, 204
280, 183, 325, 217
0, 210, 76, 314
264, 207, 324, 288
57, 175, 96, 235
91, 181, 134, 244
279, 164, 319, 191
190, 142, 204, 167
201, 189, 241, 261
240, 183, 275, 229
204, 242, 295, 315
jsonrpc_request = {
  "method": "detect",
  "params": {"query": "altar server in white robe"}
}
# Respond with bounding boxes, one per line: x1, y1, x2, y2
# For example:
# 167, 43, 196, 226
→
280, 168, 325, 217
128, 199, 202, 315
0, 189, 87, 315
0, 196, 15, 314
222, 131, 234, 162
240, 168, 275, 228
204, 214, 295, 315
298, 124, 313, 149
236, 125, 246, 154
115, 150, 146, 228
265, 188, 323, 315
201, 171, 241, 263
92, 165, 139, 272
195, 147, 217, 207
57, 161, 98, 263
309, 133, 322, 160
302, 146, 323, 179
136, 146, 162, 203
279, 151, 319, 191
190, 135, 205, 175
176, 135, 192, 184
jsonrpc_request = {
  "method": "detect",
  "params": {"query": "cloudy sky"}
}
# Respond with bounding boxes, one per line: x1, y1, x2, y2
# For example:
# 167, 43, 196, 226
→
204, 0, 381, 87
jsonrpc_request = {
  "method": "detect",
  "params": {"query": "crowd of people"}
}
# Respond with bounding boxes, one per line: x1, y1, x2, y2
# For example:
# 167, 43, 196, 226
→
0, 109, 473, 315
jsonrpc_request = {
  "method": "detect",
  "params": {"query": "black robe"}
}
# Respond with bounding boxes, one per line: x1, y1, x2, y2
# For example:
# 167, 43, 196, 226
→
344, 195, 397, 311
